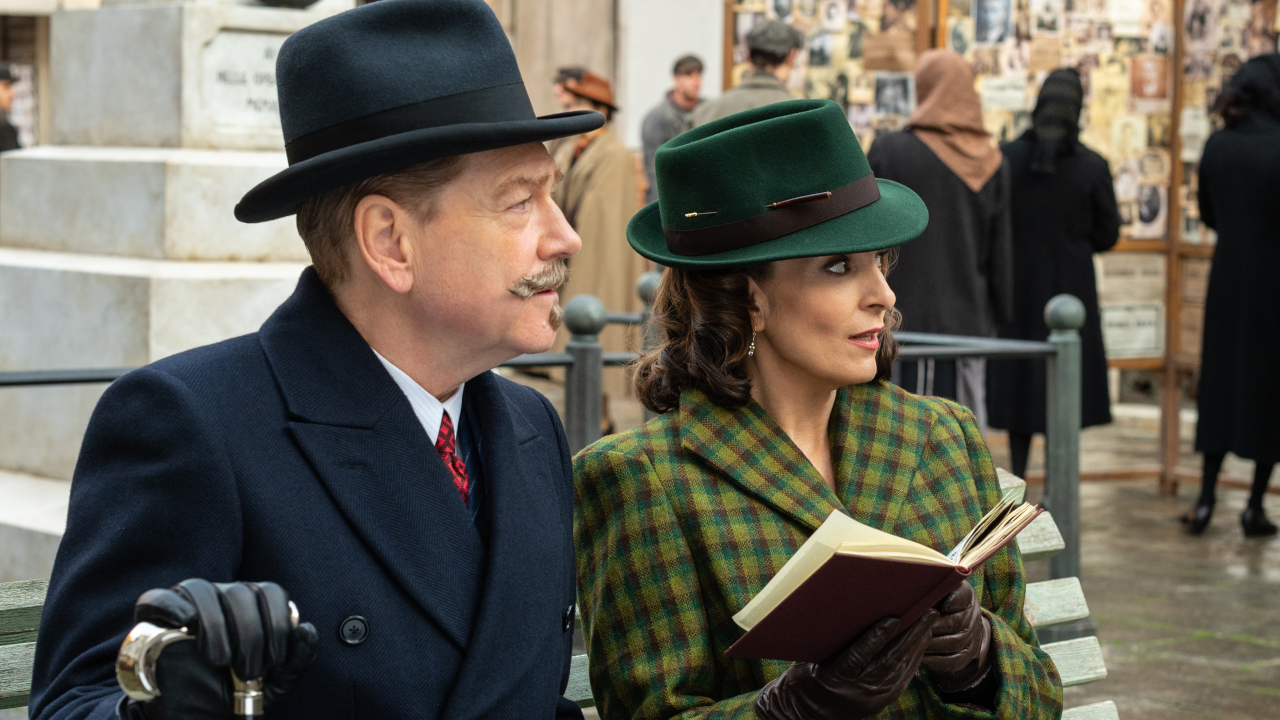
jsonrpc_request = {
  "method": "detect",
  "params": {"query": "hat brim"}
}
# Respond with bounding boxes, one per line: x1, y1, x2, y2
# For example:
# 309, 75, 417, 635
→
236, 110, 605, 223
627, 178, 929, 269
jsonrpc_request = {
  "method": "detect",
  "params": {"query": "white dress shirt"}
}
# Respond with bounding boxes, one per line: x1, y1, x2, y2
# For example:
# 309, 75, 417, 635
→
371, 348, 465, 444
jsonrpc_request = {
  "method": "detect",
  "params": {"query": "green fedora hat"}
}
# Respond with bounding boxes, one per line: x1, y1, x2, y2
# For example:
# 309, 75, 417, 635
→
628, 99, 928, 269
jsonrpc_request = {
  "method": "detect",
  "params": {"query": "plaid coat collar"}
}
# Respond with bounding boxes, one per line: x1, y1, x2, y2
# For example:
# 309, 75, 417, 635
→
678, 381, 927, 533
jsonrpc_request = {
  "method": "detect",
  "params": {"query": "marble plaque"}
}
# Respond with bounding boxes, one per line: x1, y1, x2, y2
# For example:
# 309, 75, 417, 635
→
201, 30, 287, 131
1096, 252, 1165, 304
1101, 302, 1164, 358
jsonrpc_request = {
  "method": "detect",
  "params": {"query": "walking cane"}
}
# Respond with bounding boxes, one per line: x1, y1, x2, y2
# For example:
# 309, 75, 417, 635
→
116, 601, 300, 716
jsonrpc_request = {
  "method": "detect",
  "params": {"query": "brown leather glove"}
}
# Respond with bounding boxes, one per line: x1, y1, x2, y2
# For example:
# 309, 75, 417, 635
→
754, 610, 940, 720
921, 581, 992, 694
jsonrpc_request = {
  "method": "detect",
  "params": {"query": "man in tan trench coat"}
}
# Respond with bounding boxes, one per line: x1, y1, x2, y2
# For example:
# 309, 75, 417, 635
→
550, 70, 647, 427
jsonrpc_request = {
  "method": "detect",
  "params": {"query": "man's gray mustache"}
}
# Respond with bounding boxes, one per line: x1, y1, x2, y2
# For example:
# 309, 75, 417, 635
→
508, 261, 570, 299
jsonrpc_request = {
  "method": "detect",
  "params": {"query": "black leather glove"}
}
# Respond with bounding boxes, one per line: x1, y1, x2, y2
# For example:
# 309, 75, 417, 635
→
116, 579, 319, 720
754, 610, 940, 720
921, 582, 992, 695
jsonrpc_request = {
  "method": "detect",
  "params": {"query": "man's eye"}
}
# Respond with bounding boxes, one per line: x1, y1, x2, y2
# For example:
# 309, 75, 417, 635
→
826, 260, 848, 274
510, 199, 530, 212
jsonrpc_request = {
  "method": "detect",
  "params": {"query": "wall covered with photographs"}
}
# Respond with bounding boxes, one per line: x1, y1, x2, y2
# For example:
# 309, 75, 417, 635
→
727, 0, 1277, 363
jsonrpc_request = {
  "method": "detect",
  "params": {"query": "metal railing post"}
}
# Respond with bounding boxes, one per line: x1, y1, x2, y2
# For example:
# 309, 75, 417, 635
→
1044, 294, 1085, 582
637, 270, 663, 422
563, 295, 607, 455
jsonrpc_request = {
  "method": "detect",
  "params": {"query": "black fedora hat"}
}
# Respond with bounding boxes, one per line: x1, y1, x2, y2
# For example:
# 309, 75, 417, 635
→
235, 0, 605, 223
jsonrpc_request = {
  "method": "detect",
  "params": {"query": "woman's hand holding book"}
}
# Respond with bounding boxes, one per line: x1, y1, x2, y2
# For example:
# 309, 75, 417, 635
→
922, 582, 992, 691
753, 611, 940, 720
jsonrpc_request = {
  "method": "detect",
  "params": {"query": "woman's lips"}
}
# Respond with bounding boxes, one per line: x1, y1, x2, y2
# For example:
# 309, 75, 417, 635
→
849, 327, 883, 351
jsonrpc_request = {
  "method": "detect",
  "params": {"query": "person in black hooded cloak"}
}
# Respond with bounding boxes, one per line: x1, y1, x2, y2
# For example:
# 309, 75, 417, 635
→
985, 68, 1120, 480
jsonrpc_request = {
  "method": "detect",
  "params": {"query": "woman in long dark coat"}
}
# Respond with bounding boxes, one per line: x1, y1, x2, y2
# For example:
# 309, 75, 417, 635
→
985, 69, 1120, 479
1185, 55, 1280, 537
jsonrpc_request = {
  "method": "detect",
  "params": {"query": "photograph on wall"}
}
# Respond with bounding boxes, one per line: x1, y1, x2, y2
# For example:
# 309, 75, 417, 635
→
880, 0, 919, 33
849, 70, 876, 102
1132, 184, 1168, 238
874, 72, 914, 116
770, 0, 796, 22
949, 16, 976, 54
848, 20, 868, 57
1032, 0, 1064, 34
823, 0, 849, 28
1131, 54, 1171, 109
975, 0, 1012, 42
809, 30, 836, 65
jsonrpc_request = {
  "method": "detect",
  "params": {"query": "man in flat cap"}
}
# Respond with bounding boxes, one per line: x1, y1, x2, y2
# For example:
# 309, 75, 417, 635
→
640, 54, 703, 205
692, 19, 803, 126
29, 1, 601, 719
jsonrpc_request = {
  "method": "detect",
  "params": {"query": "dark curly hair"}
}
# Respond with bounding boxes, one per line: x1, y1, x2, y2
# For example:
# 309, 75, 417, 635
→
633, 255, 901, 414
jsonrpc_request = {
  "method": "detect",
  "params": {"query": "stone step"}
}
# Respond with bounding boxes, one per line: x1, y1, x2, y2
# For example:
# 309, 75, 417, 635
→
1, 146, 306, 262
0, 248, 303, 479
0, 472, 68, 583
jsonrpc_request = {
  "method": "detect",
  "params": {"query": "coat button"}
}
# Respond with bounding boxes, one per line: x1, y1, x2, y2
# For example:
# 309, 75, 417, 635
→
562, 604, 575, 632
339, 616, 369, 645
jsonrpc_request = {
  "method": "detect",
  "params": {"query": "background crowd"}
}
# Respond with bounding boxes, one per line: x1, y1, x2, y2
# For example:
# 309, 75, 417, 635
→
538, 23, 1280, 537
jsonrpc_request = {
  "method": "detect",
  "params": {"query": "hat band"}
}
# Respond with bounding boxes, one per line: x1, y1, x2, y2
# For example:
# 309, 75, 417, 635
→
662, 174, 881, 257
285, 82, 536, 165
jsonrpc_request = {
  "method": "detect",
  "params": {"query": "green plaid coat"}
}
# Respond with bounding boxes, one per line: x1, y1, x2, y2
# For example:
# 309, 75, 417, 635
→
574, 380, 1062, 720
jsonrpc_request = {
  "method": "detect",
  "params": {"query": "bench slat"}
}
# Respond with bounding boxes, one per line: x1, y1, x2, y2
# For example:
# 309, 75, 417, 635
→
567, 653, 593, 707
1043, 636, 1107, 687
1017, 511, 1066, 562
1025, 578, 1090, 629
0, 581, 47, 647
0, 642, 35, 710
1062, 701, 1119, 720
996, 469, 1026, 504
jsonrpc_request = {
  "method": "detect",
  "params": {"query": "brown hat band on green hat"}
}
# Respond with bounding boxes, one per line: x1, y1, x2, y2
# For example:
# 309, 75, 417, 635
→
663, 173, 881, 257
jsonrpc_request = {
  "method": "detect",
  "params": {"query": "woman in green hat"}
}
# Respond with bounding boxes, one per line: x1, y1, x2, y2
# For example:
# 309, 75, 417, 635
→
574, 99, 1061, 719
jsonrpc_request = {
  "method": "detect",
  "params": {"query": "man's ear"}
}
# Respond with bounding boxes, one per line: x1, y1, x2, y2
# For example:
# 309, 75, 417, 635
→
353, 194, 415, 295
746, 276, 768, 333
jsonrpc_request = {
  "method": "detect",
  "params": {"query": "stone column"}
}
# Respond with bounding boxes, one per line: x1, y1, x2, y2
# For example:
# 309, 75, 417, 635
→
0, 0, 353, 581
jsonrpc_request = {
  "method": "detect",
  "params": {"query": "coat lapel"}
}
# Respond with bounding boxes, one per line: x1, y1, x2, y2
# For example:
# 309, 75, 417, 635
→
831, 382, 931, 531
679, 389, 843, 533
441, 372, 565, 719
260, 269, 485, 648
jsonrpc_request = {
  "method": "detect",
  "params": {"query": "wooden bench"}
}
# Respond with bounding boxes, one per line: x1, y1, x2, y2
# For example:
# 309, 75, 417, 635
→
0, 472, 1113, 717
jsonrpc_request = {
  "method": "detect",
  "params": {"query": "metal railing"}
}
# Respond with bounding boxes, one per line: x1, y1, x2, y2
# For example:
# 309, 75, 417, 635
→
0, 275, 1085, 581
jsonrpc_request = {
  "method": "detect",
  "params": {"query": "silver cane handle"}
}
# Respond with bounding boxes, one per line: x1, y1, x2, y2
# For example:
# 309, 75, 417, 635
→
116, 600, 300, 717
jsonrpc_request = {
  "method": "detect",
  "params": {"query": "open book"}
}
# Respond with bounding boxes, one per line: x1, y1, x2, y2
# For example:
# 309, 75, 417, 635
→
725, 489, 1042, 663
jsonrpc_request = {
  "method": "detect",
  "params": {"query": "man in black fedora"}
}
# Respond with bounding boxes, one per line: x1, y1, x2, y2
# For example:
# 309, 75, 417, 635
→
28, 1, 603, 719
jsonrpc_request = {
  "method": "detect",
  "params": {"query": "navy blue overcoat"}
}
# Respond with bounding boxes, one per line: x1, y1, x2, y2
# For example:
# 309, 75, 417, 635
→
29, 268, 584, 720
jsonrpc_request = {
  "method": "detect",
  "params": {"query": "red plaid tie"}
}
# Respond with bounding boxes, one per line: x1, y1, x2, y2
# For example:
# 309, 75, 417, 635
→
435, 412, 469, 505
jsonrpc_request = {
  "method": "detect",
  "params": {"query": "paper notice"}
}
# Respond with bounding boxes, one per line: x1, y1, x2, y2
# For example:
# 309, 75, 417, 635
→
1107, 0, 1144, 36
980, 75, 1028, 109
1028, 36, 1062, 71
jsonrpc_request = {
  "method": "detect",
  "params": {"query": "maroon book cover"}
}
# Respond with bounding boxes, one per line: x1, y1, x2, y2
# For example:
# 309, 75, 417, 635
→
724, 507, 1044, 663
724, 556, 967, 663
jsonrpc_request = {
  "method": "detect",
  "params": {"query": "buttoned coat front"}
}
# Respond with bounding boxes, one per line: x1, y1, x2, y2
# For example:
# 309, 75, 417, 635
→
30, 269, 583, 720
574, 381, 1061, 720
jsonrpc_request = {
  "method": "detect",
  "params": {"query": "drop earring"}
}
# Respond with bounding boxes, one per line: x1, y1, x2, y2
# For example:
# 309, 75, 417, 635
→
748, 331, 756, 358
